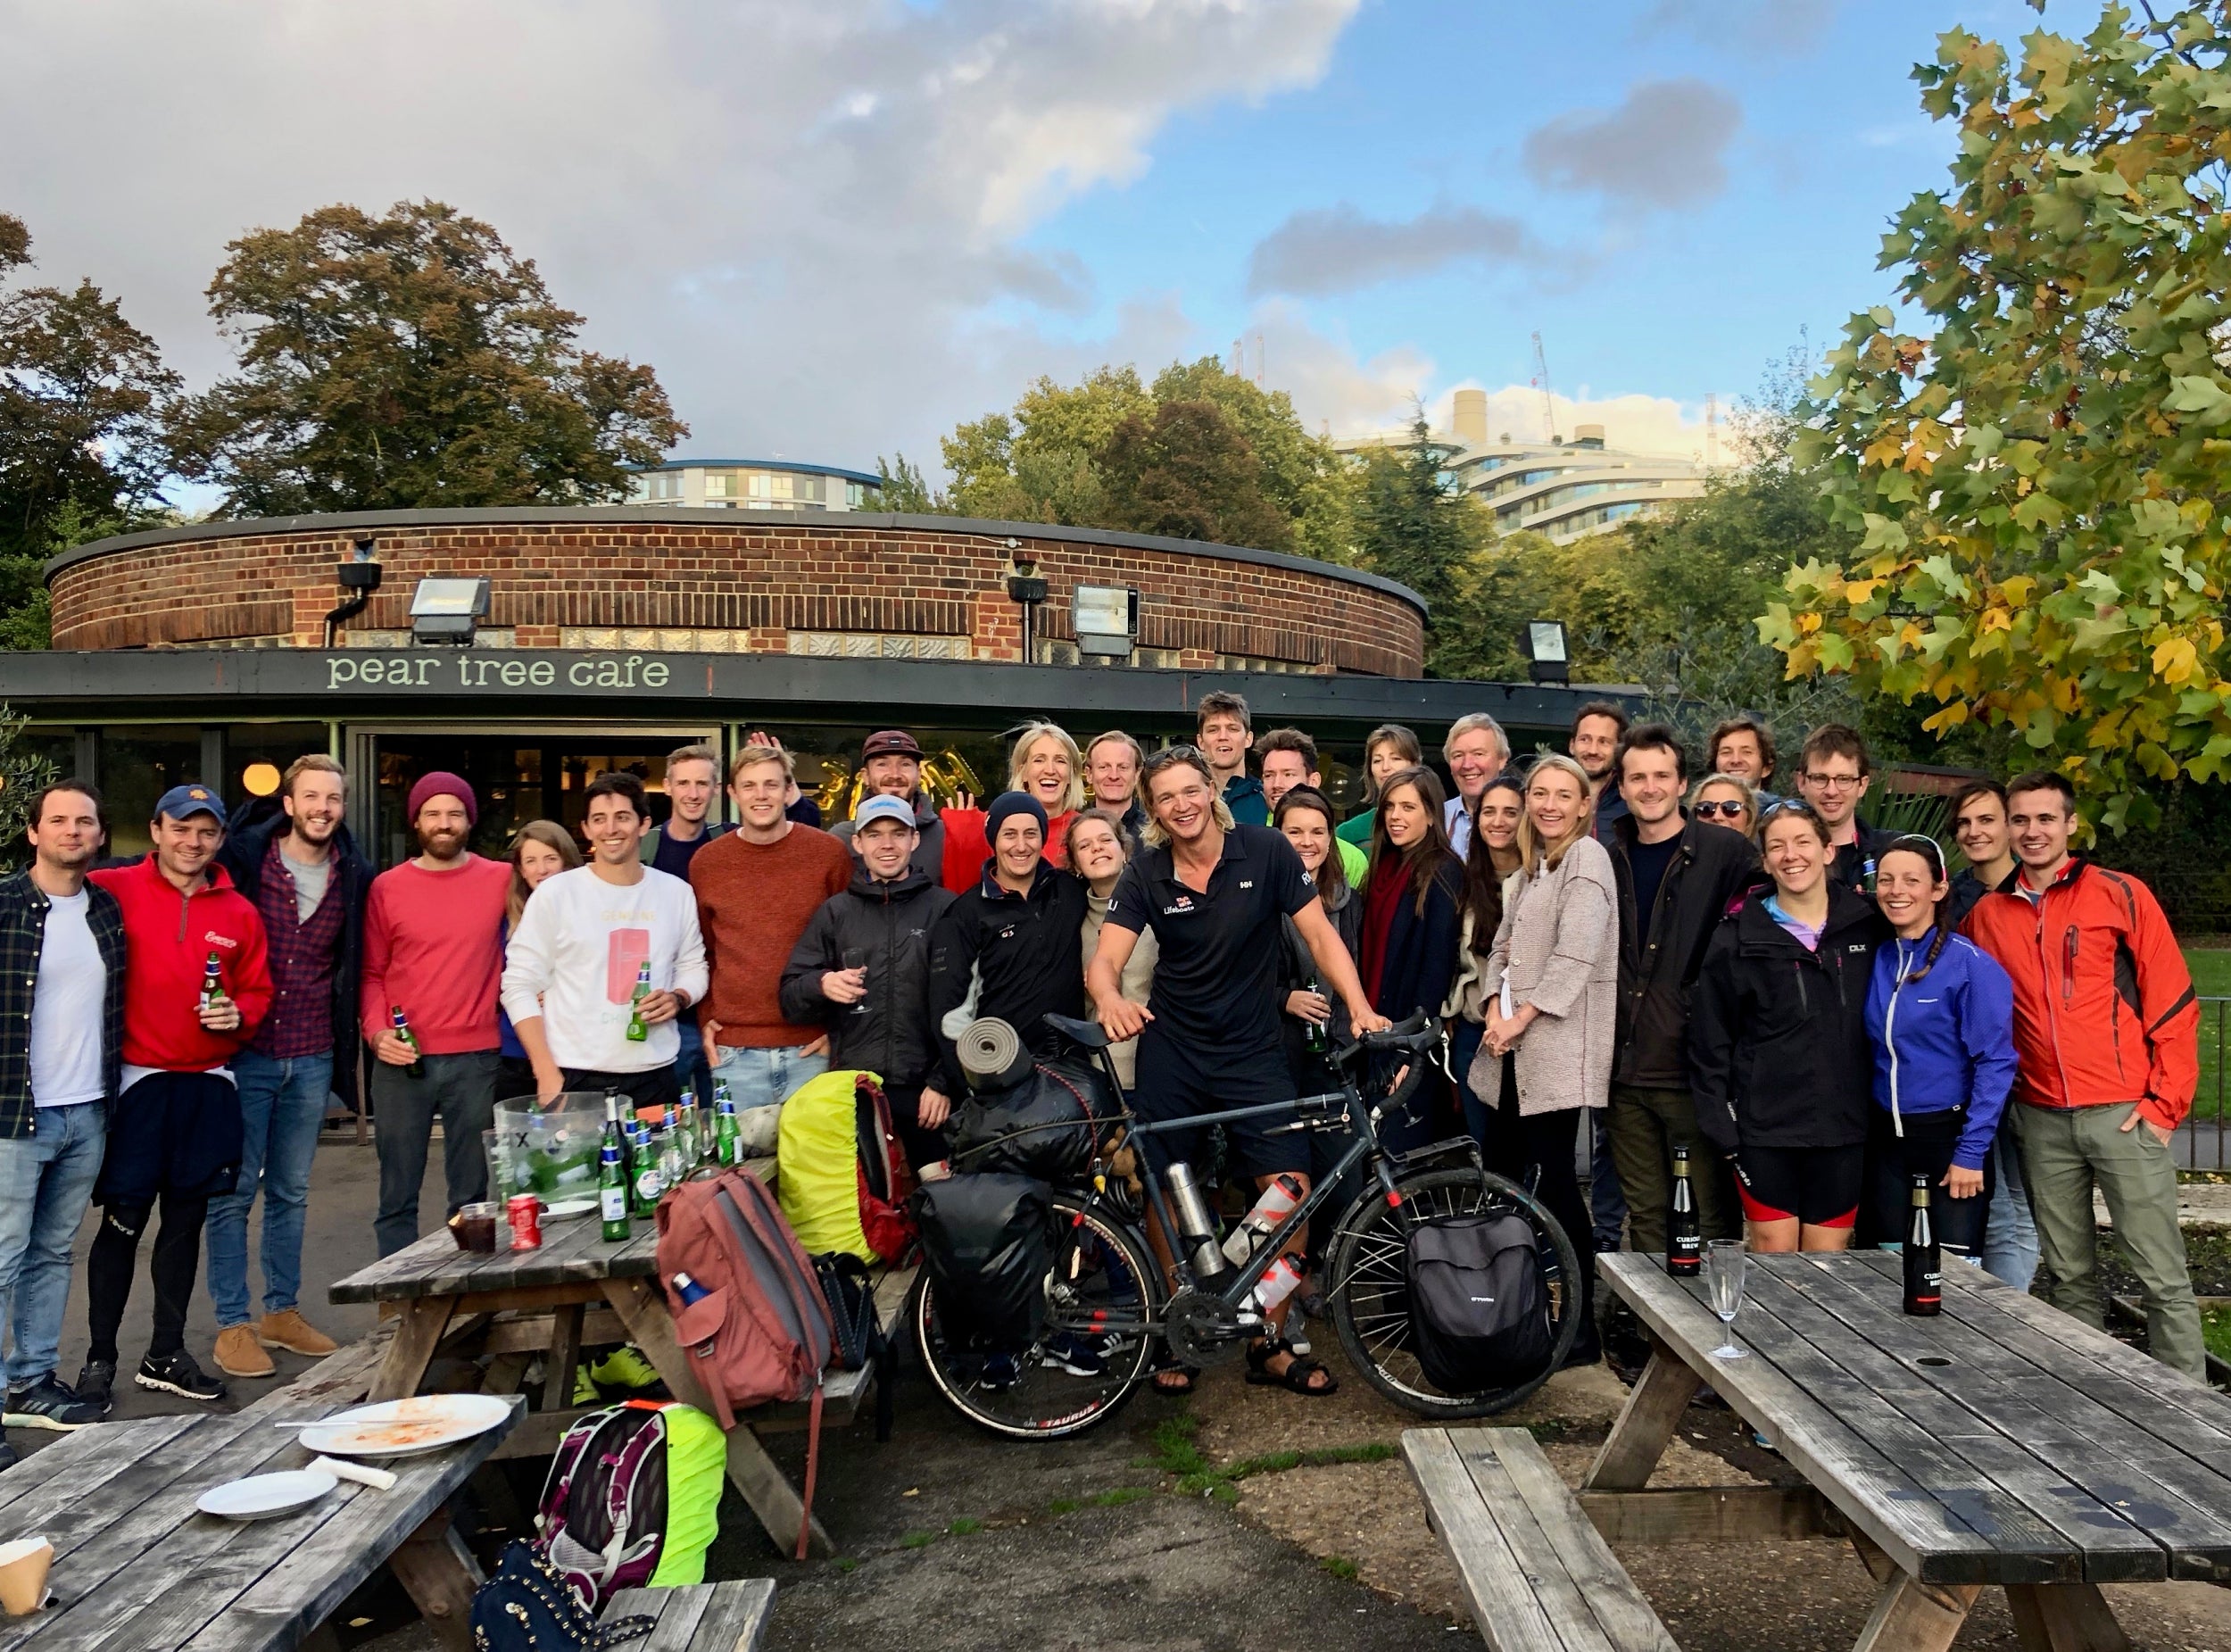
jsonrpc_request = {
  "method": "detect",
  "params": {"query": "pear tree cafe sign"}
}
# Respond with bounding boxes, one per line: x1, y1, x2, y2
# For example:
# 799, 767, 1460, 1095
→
324, 652, 675, 693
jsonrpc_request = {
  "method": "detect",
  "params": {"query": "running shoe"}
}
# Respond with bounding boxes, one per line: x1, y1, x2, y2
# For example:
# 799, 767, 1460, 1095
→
4, 1375, 103, 1431
1040, 1333, 1106, 1378
136, 1350, 228, 1404
72, 1358, 116, 1414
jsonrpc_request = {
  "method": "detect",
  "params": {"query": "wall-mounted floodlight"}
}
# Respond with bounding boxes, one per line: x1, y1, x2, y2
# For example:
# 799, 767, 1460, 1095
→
410, 577, 492, 645
1074, 584, 1140, 660
1524, 619, 1570, 685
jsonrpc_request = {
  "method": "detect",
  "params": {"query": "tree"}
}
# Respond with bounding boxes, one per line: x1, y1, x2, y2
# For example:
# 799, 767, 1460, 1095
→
875, 452, 937, 512
0, 212, 177, 565
1760, 4, 2231, 829
1099, 399, 1294, 549
1350, 411, 1490, 667
166, 200, 686, 515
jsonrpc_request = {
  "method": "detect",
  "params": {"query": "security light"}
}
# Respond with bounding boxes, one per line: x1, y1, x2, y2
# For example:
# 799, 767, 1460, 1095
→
410, 577, 492, 645
1074, 584, 1139, 658
1524, 619, 1570, 685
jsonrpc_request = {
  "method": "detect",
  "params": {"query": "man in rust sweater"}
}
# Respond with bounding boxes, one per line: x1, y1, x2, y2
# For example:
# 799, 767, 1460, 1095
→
691, 744, 851, 1111
360, 772, 511, 1256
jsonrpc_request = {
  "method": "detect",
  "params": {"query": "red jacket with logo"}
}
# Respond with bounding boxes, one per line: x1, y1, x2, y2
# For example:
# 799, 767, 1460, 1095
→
1961, 857, 2198, 1131
89, 857, 273, 1072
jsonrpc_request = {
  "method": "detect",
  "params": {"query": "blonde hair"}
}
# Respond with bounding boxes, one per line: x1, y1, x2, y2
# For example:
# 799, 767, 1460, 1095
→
727, 743, 794, 784
282, 753, 347, 800
1139, 748, 1235, 848
1516, 753, 1595, 873
1008, 721, 1085, 813
507, 818, 583, 926
1688, 771, 1761, 837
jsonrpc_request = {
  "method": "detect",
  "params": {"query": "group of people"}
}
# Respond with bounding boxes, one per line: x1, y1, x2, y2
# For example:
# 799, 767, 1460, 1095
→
0, 691, 2204, 1465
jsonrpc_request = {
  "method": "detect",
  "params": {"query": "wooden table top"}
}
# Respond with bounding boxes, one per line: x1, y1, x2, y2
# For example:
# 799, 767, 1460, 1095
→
1598, 1249, 2231, 1587
0, 1395, 522, 1649
329, 1209, 659, 1304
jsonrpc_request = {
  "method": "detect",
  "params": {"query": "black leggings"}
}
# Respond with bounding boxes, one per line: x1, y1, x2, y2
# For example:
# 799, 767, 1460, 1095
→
1480, 1058, 1597, 1346
1868, 1109, 1993, 1260
87, 1192, 210, 1365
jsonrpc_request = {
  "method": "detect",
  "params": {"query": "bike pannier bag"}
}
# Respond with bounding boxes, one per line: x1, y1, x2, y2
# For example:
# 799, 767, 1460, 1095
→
1403, 1212, 1554, 1391
913, 1172, 1052, 1349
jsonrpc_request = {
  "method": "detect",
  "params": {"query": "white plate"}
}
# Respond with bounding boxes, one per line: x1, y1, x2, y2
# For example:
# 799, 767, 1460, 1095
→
543, 1196, 597, 1220
197, 1467, 336, 1521
296, 1393, 514, 1459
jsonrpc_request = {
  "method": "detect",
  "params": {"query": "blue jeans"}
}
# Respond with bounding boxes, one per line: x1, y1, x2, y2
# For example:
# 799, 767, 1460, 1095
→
710, 1044, 827, 1109
1981, 1125, 2041, 1289
0, 1101, 105, 1389
674, 1016, 714, 1107
206, 1049, 331, 1326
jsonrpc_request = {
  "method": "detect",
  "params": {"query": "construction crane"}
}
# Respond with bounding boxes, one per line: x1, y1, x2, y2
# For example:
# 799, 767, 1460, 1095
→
1530, 331, 1557, 444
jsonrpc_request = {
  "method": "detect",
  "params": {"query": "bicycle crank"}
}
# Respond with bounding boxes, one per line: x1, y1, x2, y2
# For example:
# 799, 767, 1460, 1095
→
1163, 1287, 1255, 1367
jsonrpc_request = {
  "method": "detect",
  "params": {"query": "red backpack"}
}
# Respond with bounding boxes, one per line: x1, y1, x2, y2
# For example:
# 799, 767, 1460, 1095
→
654, 1169, 837, 1557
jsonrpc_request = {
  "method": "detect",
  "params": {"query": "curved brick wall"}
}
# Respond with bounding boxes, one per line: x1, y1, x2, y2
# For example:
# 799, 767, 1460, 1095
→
47, 509, 1425, 677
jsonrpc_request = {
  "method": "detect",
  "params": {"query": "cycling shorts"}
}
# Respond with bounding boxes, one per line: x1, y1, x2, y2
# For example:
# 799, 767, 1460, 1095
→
1132, 1025, 1306, 1181
1733, 1145, 1862, 1229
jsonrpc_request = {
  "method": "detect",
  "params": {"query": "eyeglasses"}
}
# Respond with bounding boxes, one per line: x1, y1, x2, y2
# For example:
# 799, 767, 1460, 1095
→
1693, 801, 1749, 820
1801, 772, 1865, 791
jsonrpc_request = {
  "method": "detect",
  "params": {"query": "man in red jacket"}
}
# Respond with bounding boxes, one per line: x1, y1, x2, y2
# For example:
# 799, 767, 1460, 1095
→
79, 784, 272, 1408
1962, 769, 2203, 1377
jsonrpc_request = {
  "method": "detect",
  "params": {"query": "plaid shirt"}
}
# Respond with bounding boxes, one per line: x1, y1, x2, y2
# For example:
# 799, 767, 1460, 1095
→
0, 869, 126, 1138
250, 836, 347, 1059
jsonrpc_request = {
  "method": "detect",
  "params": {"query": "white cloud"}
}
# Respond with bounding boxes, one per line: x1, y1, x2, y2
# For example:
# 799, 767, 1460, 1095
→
1408, 384, 1723, 460
0, 0, 1358, 477
1244, 301, 1436, 436
1522, 79, 1744, 211
1245, 203, 1558, 297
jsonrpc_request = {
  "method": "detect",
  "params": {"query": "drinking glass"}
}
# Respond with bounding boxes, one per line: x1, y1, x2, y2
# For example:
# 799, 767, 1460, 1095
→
1705, 1239, 1748, 1359
842, 948, 870, 1015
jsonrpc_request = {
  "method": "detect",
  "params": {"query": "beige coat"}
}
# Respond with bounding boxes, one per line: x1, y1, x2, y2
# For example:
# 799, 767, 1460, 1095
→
1082, 888, 1157, 1089
1470, 834, 1617, 1117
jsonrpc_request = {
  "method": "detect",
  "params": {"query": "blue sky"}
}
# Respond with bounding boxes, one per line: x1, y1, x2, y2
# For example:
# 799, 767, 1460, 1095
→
2, 0, 2060, 480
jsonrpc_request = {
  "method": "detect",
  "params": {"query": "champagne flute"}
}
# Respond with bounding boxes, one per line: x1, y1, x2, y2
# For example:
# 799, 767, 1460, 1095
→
1706, 1239, 1748, 1360
842, 947, 870, 1015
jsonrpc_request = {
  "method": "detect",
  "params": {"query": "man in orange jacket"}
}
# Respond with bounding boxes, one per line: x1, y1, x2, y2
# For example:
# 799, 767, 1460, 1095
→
1962, 769, 2202, 1377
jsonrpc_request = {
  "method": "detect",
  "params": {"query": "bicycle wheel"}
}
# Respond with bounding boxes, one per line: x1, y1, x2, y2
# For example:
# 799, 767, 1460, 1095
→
1327, 1166, 1582, 1417
914, 1191, 1163, 1441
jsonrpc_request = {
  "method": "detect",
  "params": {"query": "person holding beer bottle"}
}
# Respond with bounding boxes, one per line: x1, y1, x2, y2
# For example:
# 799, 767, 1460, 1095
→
502, 774, 707, 1112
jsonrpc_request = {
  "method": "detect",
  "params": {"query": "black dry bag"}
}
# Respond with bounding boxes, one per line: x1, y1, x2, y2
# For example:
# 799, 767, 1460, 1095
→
914, 1173, 1054, 1350
1404, 1212, 1555, 1391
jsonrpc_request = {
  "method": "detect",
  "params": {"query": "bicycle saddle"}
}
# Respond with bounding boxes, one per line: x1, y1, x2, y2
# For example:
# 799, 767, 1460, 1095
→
1041, 1012, 1111, 1051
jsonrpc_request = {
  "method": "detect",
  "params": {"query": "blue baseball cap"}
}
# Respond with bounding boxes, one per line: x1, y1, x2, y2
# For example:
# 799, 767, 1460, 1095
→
851, 793, 918, 833
154, 784, 223, 824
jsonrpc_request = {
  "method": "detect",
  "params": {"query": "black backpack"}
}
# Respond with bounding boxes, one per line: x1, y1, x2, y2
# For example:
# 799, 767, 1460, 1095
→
812, 1250, 897, 1441
1404, 1212, 1555, 1391
469, 1539, 654, 1650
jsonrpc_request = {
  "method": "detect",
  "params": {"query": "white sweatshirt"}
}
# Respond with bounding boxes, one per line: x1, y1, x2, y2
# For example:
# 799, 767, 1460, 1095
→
502, 864, 709, 1074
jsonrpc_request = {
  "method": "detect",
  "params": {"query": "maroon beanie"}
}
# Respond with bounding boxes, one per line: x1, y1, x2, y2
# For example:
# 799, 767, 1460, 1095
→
407, 770, 477, 826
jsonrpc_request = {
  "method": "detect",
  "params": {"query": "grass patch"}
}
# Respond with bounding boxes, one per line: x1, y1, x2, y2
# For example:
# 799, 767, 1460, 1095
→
1045, 1498, 1080, 1516
1526, 1418, 1575, 1444
2187, 950, 2229, 1123
2204, 1303, 2231, 1365
1149, 1408, 1395, 1499
1321, 1555, 1361, 1581
830, 1557, 859, 1573
1090, 1486, 1153, 1507
946, 1516, 983, 1536
899, 1532, 939, 1549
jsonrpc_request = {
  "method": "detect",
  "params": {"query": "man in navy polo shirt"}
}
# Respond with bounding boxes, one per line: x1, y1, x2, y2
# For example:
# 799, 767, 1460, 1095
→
1089, 746, 1385, 1399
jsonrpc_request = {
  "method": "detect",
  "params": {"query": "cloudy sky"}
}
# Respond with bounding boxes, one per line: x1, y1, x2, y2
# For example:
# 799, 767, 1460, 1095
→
3, 0, 2047, 484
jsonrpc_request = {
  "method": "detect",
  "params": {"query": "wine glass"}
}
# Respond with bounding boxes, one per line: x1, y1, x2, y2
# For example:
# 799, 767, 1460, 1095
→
842, 947, 870, 1015
1705, 1239, 1748, 1359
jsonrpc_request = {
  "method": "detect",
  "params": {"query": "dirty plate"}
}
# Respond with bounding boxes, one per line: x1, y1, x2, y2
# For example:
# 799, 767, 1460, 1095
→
197, 1467, 337, 1520
295, 1393, 513, 1459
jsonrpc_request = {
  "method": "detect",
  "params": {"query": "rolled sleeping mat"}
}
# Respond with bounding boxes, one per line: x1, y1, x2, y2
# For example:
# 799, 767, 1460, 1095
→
958, 1016, 1033, 1089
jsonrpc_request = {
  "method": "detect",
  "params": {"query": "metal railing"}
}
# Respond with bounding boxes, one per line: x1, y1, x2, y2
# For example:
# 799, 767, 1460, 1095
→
2182, 996, 2229, 1172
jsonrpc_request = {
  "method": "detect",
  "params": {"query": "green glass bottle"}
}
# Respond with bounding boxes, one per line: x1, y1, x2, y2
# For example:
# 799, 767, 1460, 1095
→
598, 1142, 630, 1242
715, 1087, 741, 1168
1302, 976, 1330, 1057
624, 960, 653, 1042
389, 1004, 424, 1079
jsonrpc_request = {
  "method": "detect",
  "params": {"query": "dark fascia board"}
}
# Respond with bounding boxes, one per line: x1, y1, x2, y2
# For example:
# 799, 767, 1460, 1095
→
635, 459, 885, 486
0, 648, 1633, 734
42, 506, 1428, 616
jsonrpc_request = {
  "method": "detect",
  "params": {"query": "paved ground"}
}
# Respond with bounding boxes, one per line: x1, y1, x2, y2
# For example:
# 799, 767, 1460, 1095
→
12, 1138, 2231, 1650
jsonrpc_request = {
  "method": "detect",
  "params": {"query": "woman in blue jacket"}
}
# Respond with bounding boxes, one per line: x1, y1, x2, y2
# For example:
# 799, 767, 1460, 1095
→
1862, 834, 2018, 1262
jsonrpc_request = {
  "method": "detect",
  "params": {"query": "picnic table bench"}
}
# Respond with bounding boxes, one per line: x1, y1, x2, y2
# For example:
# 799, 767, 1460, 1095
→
603, 1580, 775, 1650
328, 1206, 911, 1559
0, 1391, 522, 1651
1561, 1248, 2231, 1652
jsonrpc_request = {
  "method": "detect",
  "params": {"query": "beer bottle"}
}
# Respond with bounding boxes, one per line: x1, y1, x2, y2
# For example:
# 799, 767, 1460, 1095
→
630, 1117, 665, 1215
1301, 977, 1330, 1057
624, 960, 653, 1043
200, 951, 224, 1013
598, 1142, 630, 1242
715, 1084, 741, 1167
1668, 1143, 1702, 1276
1903, 1174, 1941, 1316
389, 1005, 425, 1079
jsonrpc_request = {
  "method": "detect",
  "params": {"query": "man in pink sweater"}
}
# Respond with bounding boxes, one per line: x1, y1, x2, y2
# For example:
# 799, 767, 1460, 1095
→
360, 773, 510, 1256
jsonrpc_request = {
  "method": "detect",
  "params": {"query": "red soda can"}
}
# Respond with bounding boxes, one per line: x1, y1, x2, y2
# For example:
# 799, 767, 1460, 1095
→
506, 1192, 543, 1250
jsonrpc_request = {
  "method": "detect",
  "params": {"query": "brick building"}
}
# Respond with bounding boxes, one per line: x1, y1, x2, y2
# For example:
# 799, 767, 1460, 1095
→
5, 506, 1624, 862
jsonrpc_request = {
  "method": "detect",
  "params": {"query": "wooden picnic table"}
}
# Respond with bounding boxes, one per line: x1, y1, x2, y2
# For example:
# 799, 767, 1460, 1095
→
0, 1392, 521, 1651
1594, 1248, 2231, 1652
328, 1201, 909, 1561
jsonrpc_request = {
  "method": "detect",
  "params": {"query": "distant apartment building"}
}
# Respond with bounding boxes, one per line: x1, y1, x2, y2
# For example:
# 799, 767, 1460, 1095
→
1339, 388, 1707, 544
626, 457, 884, 512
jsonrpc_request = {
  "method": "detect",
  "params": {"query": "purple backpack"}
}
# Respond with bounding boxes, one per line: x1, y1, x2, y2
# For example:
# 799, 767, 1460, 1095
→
535, 1400, 724, 1610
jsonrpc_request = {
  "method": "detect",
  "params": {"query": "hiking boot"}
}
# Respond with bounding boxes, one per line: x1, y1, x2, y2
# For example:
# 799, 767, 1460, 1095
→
257, 1309, 337, 1357
213, 1325, 275, 1380
136, 1350, 228, 1404
4, 1375, 103, 1432
72, 1358, 115, 1415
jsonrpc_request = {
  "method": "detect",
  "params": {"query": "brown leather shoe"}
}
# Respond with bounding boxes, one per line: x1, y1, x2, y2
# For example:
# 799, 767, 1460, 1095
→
258, 1309, 338, 1357
214, 1324, 275, 1379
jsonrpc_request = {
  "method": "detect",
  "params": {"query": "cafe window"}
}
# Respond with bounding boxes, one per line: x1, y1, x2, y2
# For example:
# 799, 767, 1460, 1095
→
98, 727, 203, 858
